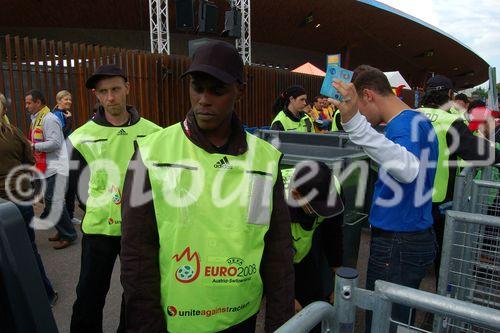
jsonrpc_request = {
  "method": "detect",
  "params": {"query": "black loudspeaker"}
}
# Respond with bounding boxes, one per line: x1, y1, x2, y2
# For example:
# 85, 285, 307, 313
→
175, 0, 195, 30
199, 1, 219, 34
222, 9, 241, 38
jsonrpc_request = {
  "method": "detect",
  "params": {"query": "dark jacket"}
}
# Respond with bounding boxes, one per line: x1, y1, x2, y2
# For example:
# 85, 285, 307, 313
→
444, 118, 500, 201
289, 206, 343, 268
120, 110, 295, 333
0, 126, 35, 200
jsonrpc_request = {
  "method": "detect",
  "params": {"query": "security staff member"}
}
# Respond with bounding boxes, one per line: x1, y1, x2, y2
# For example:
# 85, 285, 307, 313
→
331, 108, 344, 131
120, 41, 295, 333
68, 64, 161, 332
419, 74, 500, 277
282, 161, 344, 309
271, 85, 313, 132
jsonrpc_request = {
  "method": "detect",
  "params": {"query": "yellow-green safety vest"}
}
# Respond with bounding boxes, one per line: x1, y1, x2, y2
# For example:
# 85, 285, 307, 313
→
419, 107, 460, 203
271, 110, 312, 132
281, 167, 341, 263
331, 109, 341, 132
69, 118, 161, 236
137, 123, 282, 333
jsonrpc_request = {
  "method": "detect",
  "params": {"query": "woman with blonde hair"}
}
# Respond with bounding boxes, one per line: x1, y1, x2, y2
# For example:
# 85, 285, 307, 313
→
0, 93, 58, 306
53, 89, 73, 137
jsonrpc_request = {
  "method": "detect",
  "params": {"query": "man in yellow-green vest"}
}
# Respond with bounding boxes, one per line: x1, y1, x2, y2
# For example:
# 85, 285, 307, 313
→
121, 41, 295, 333
330, 108, 344, 131
271, 85, 313, 132
419, 74, 500, 278
68, 64, 161, 332
282, 161, 343, 318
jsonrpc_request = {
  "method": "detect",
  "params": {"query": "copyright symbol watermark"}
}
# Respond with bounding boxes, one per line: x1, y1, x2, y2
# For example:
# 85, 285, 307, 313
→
4, 164, 45, 205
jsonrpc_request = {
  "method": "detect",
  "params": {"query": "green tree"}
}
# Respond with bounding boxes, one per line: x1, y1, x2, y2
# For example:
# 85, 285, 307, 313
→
471, 87, 488, 100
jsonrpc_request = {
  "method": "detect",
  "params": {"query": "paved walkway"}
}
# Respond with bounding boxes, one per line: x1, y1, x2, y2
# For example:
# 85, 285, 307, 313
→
36, 210, 435, 332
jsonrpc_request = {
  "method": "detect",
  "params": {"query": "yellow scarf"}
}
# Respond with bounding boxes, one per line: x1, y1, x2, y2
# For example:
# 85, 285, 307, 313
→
30, 106, 51, 173
30, 106, 51, 143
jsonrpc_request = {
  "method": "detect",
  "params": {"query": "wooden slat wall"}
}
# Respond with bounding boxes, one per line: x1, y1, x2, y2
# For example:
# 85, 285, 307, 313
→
1, 35, 323, 133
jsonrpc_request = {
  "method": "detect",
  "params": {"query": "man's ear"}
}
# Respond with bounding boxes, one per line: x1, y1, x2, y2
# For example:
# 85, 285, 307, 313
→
125, 81, 130, 95
362, 88, 373, 102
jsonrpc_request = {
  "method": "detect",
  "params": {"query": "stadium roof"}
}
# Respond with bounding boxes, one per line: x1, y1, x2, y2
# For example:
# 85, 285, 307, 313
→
2, 0, 489, 89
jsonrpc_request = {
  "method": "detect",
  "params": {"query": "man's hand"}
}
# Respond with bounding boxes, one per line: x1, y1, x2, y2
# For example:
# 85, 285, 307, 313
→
328, 79, 359, 124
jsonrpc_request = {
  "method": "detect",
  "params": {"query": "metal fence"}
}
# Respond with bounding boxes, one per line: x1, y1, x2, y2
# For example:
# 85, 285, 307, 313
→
433, 167, 500, 332
277, 267, 500, 333
437, 210, 500, 333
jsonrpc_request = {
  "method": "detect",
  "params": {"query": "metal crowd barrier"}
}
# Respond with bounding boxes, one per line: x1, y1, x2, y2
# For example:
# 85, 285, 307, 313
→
437, 210, 500, 333
451, 167, 497, 213
277, 267, 500, 333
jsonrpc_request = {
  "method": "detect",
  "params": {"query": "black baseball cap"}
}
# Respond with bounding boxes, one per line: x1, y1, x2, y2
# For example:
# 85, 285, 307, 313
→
290, 161, 344, 218
86, 64, 128, 89
181, 40, 243, 84
426, 75, 454, 92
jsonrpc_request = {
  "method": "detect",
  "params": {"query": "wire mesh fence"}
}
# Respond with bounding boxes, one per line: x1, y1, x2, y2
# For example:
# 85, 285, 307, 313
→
437, 210, 500, 333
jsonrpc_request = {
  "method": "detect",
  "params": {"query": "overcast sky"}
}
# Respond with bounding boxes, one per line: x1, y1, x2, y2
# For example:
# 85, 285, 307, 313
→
378, 0, 500, 84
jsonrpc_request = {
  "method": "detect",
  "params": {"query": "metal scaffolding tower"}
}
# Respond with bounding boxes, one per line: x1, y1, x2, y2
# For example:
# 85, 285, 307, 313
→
233, 0, 251, 65
149, 0, 250, 62
149, 0, 170, 54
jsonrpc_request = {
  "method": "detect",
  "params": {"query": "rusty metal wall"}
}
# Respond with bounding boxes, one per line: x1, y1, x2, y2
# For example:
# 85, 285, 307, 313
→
0, 35, 323, 132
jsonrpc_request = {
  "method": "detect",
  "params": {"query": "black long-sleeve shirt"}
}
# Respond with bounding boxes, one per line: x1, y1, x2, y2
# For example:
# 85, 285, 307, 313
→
444, 119, 500, 201
289, 206, 343, 267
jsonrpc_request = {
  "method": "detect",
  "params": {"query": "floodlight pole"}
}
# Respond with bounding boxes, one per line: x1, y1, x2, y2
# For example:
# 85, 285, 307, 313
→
488, 67, 498, 111
149, 0, 170, 54
233, 0, 251, 65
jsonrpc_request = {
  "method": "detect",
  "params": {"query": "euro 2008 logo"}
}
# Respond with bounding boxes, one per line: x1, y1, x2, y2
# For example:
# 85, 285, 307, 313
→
172, 247, 201, 283
176, 265, 195, 281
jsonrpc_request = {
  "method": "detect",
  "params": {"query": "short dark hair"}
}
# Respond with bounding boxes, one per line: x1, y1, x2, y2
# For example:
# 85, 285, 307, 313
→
352, 65, 393, 96
26, 89, 46, 105
313, 96, 323, 103
420, 90, 450, 108
455, 93, 469, 103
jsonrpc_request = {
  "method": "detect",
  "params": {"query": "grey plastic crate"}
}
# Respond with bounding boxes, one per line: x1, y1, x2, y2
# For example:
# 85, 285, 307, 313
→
255, 129, 374, 268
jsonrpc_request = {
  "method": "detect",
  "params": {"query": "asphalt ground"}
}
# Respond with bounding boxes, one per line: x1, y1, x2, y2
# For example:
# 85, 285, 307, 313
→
35, 206, 435, 333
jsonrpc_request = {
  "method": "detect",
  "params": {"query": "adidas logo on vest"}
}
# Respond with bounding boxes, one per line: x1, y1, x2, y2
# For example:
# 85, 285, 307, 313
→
117, 129, 128, 135
214, 156, 232, 169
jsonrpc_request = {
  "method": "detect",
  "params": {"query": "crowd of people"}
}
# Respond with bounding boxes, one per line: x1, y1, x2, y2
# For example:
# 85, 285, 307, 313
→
0, 39, 499, 333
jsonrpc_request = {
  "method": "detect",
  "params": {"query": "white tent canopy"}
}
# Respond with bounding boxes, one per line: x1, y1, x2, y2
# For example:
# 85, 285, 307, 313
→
384, 71, 411, 89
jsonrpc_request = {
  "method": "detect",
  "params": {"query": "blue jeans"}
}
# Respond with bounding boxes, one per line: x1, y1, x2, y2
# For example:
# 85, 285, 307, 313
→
39, 174, 77, 241
365, 228, 437, 332
14, 203, 57, 303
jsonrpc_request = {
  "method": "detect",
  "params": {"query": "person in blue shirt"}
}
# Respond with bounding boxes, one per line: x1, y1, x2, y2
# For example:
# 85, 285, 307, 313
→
52, 90, 73, 138
330, 65, 438, 332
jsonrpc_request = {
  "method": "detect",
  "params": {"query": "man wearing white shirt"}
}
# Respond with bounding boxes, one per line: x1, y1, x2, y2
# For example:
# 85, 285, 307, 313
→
330, 66, 438, 332
26, 89, 76, 249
